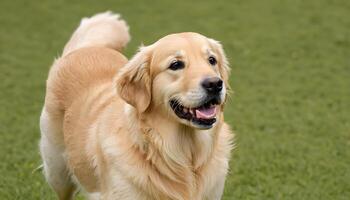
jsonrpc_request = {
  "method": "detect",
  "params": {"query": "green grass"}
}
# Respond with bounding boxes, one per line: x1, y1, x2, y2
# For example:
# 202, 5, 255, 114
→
1, 0, 349, 199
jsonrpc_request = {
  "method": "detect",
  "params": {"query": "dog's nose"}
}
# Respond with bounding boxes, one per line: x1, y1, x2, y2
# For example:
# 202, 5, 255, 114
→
201, 77, 223, 94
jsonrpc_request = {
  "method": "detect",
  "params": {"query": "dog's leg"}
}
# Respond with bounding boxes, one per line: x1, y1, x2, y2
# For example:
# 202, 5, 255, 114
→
86, 192, 100, 200
205, 175, 226, 200
39, 108, 76, 200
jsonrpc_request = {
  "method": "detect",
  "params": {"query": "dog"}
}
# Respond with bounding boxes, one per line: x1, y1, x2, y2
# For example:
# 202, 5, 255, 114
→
39, 11, 233, 200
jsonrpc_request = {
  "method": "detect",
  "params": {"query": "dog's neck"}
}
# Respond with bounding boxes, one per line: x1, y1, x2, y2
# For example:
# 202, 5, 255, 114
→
136, 105, 219, 168
123, 103, 221, 199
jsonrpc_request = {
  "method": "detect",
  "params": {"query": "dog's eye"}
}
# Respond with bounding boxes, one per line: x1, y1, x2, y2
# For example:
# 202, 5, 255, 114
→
169, 60, 185, 70
208, 56, 217, 66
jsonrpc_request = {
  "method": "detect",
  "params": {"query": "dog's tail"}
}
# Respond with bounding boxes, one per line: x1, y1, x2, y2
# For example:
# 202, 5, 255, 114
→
62, 11, 130, 56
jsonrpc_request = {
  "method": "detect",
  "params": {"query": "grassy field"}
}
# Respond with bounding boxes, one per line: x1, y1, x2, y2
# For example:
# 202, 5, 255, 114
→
1, 0, 349, 199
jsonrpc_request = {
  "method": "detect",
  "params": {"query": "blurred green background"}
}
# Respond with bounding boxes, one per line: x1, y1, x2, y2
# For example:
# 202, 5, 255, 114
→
0, 0, 349, 199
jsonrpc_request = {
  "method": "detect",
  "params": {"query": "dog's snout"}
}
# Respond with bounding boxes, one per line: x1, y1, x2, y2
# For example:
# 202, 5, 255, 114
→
201, 77, 223, 94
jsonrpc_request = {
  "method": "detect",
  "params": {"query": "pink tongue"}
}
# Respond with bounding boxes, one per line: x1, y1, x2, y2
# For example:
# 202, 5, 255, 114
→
195, 106, 217, 119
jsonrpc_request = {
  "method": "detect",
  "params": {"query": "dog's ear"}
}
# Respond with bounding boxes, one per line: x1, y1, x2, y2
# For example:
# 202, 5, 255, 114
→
208, 39, 230, 88
116, 45, 153, 113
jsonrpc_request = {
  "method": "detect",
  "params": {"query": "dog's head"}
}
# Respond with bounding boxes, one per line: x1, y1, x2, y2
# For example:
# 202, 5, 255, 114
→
117, 32, 230, 129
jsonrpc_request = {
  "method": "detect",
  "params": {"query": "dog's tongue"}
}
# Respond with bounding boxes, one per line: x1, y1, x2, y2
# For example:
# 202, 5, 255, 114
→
195, 106, 217, 119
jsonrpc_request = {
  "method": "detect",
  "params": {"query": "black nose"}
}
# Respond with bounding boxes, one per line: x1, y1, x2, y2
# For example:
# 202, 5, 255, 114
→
201, 77, 223, 94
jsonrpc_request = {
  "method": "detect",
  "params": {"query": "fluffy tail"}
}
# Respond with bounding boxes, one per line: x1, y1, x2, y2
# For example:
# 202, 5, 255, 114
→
62, 11, 130, 56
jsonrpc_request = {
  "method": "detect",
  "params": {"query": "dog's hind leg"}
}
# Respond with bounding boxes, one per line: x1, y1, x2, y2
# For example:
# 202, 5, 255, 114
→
39, 108, 77, 200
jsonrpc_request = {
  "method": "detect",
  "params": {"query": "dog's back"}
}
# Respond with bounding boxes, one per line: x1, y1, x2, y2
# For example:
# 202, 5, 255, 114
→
45, 11, 129, 113
40, 12, 130, 199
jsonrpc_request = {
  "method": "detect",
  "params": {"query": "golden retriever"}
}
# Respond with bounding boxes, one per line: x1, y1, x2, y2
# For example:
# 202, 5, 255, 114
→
40, 11, 233, 200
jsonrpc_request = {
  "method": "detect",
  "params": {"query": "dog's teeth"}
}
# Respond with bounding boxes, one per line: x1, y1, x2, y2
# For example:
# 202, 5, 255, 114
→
192, 109, 196, 117
189, 109, 194, 114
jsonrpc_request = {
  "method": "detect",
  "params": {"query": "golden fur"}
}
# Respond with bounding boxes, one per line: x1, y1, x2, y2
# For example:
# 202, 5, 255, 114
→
40, 12, 233, 200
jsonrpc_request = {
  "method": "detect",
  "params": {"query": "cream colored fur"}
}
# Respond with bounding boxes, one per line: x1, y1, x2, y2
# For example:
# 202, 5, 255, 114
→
40, 11, 233, 200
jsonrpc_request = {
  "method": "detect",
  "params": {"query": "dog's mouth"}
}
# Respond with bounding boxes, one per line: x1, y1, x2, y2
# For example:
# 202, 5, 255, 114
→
169, 96, 221, 128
